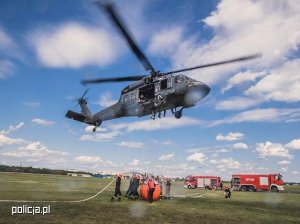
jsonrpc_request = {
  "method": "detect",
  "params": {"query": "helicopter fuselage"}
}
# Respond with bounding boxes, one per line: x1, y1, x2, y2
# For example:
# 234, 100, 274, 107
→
91, 74, 210, 123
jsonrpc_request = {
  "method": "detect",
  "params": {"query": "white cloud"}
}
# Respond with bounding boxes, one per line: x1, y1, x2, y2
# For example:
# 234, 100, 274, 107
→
148, 27, 182, 56
84, 126, 107, 133
163, 0, 300, 87
211, 153, 218, 157
222, 70, 267, 92
116, 141, 145, 148
256, 167, 269, 171
0, 27, 23, 79
109, 117, 202, 132
23, 102, 41, 108
97, 92, 118, 108
32, 118, 55, 126
215, 97, 263, 111
218, 59, 300, 111
74, 156, 102, 165
30, 22, 120, 68
129, 159, 140, 166
0, 122, 24, 135
0, 27, 14, 49
159, 153, 174, 161
209, 157, 240, 169
1, 142, 69, 167
161, 141, 174, 146
256, 141, 293, 159
3, 142, 68, 158
278, 160, 291, 165
233, 143, 248, 150
209, 108, 300, 126
280, 167, 288, 172
0, 27, 22, 59
80, 131, 119, 142
0, 135, 25, 147
292, 171, 299, 175
0, 60, 15, 79
216, 148, 229, 153
285, 139, 300, 150
216, 132, 244, 141
245, 59, 300, 103
187, 152, 205, 163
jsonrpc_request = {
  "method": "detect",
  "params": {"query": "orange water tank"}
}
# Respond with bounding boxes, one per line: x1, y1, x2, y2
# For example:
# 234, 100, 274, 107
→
140, 183, 161, 201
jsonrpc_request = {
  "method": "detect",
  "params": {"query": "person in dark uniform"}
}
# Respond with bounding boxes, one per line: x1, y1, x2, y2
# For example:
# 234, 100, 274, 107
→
166, 178, 171, 199
224, 186, 231, 199
125, 174, 135, 198
131, 175, 140, 200
111, 174, 122, 202
148, 178, 155, 203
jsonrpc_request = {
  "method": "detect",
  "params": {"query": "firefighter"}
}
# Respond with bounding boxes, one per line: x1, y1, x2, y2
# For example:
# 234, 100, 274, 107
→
125, 174, 135, 198
224, 186, 231, 199
148, 178, 155, 203
111, 174, 122, 202
130, 175, 140, 200
166, 178, 171, 199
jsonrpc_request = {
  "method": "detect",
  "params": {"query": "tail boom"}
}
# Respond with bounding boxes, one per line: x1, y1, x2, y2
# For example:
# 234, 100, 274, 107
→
65, 110, 101, 126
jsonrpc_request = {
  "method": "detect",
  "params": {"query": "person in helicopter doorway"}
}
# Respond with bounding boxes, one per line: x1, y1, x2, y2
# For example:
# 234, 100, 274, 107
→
111, 174, 122, 202
148, 178, 156, 203
224, 186, 231, 199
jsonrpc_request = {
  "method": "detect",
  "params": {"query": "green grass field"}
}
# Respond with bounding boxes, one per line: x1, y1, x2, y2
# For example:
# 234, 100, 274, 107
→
0, 172, 299, 224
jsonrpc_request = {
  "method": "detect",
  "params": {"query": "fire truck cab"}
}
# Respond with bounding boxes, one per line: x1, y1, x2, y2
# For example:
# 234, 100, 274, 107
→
231, 173, 284, 192
184, 175, 221, 190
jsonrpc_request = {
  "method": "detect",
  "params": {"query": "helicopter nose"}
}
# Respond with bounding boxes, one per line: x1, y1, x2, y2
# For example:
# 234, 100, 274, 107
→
184, 82, 210, 106
202, 83, 210, 97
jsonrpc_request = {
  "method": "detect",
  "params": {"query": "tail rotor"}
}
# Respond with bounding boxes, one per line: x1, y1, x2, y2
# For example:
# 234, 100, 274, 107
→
76, 88, 89, 108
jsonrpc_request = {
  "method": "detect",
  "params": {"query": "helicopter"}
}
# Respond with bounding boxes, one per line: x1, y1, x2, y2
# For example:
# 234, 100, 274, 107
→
65, 2, 260, 132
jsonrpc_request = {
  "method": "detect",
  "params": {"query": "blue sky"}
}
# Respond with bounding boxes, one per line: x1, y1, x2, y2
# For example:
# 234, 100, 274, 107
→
0, 0, 299, 181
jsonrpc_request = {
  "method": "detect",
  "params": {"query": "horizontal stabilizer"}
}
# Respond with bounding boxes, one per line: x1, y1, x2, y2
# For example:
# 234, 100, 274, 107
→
65, 110, 98, 126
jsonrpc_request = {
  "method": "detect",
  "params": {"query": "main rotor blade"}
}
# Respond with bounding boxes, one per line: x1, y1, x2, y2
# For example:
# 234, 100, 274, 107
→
81, 75, 146, 85
165, 53, 262, 75
95, 1, 155, 72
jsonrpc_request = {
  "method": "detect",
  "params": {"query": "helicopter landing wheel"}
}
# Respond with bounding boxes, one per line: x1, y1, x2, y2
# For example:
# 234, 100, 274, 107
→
175, 110, 182, 119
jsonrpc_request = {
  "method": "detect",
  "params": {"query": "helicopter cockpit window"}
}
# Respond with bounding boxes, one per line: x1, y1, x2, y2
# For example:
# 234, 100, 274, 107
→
175, 75, 186, 83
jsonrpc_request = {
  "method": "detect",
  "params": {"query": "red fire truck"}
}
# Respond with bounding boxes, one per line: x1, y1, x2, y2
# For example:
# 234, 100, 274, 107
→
184, 175, 222, 190
231, 173, 284, 192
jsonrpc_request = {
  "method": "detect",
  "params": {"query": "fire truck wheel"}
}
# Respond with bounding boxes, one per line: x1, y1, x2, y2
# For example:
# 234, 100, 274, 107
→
241, 185, 248, 191
249, 186, 255, 192
187, 185, 192, 189
271, 186, 278, 192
